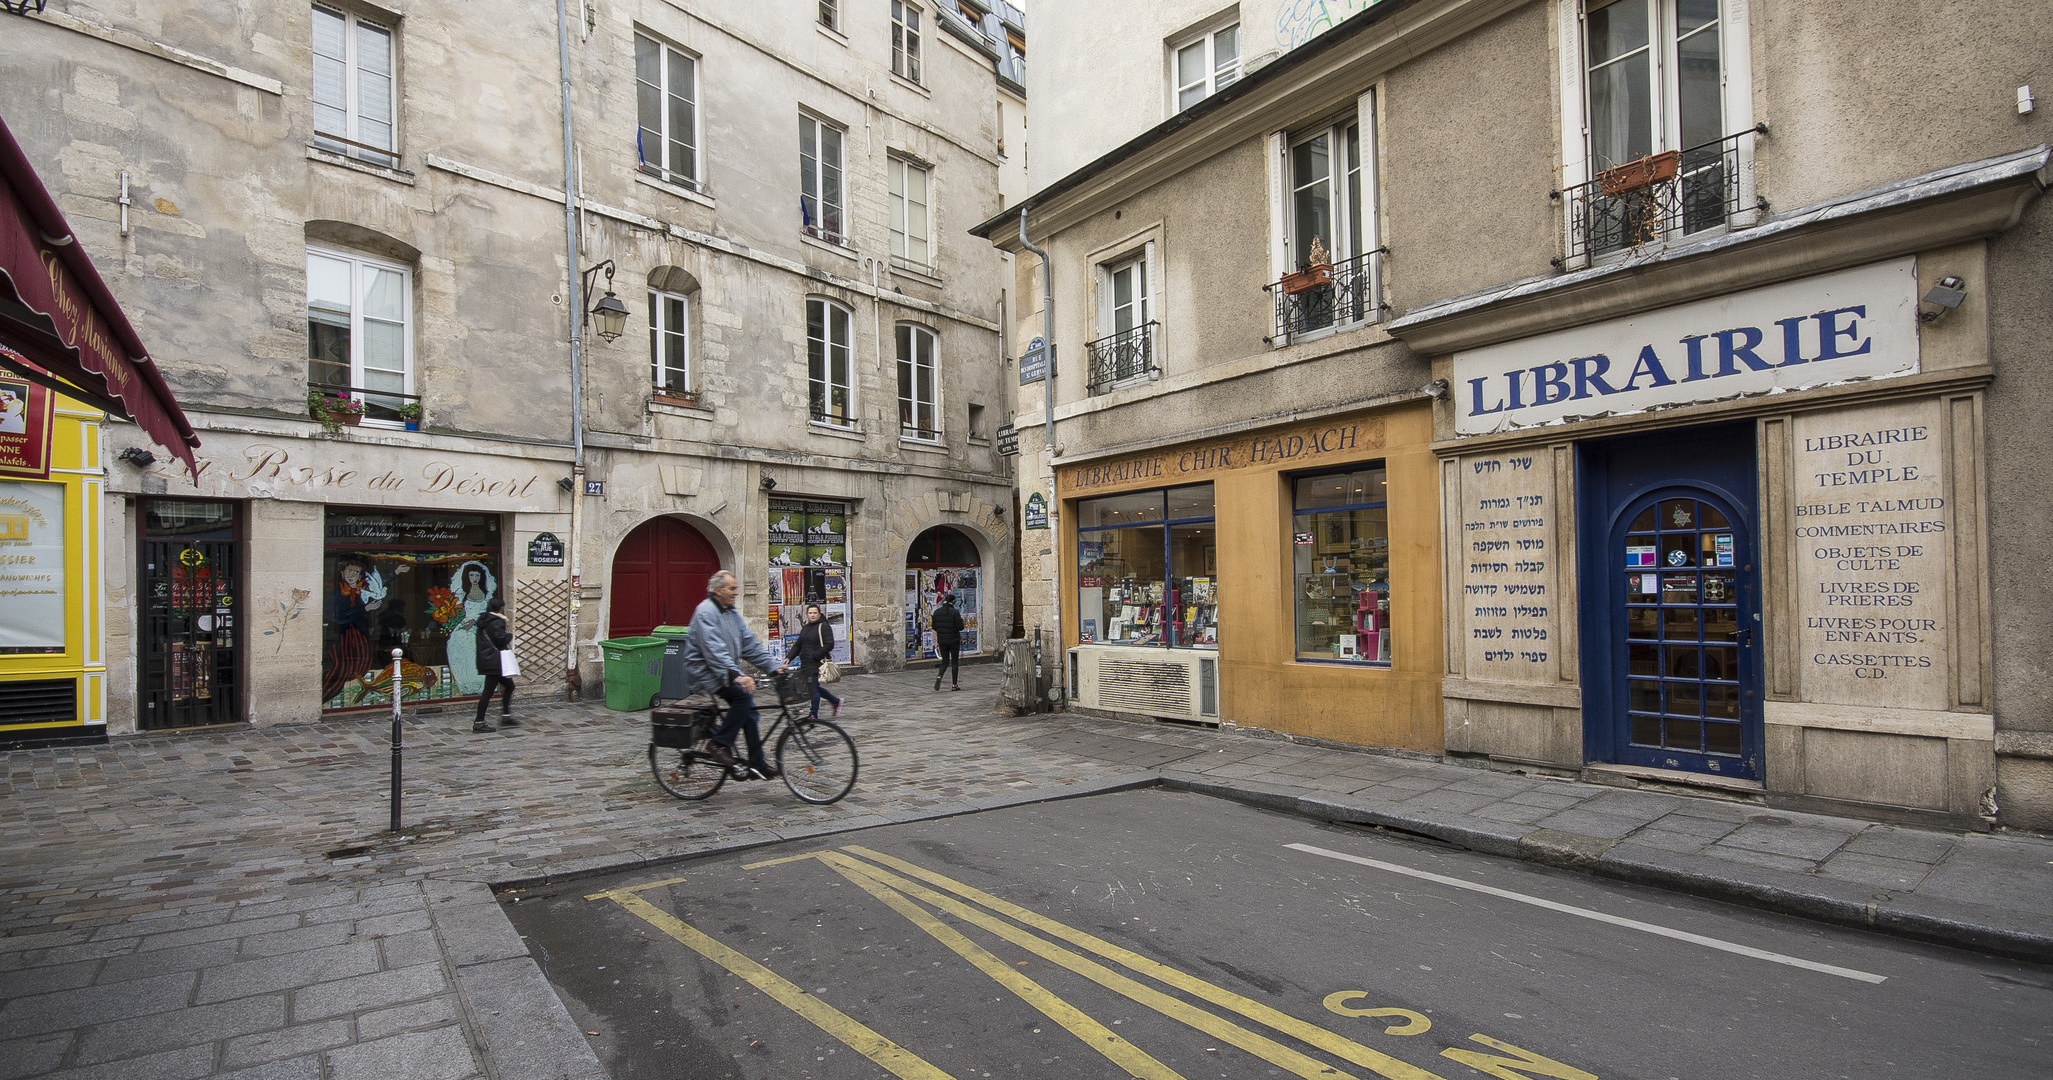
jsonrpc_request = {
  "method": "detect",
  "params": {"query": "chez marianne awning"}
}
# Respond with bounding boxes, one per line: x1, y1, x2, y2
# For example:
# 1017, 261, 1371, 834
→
0, 116, 199, 479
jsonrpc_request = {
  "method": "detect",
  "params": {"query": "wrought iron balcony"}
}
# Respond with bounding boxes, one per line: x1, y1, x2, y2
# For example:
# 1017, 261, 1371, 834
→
1562, 125, 1766, 264
1263, 250, 1383, 341
1085, 321, 1159, 395
809, 400, 859, 429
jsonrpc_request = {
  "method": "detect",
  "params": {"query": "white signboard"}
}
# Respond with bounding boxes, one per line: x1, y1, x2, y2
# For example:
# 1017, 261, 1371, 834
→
1453, 259, 1919, 435
0, 480, 66, 649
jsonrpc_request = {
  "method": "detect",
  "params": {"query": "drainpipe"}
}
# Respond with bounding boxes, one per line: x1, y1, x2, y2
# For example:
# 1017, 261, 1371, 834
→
556, 0, 587, 699
1016, 206, 1060, 708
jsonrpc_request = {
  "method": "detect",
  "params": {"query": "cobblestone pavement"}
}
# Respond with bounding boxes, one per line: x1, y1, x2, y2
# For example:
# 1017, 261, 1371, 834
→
4, 661, 2050, 1078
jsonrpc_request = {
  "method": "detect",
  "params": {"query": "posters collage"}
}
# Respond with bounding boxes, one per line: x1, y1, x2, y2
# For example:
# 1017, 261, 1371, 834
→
904, 566, 980, 660
764, 499, 854, 665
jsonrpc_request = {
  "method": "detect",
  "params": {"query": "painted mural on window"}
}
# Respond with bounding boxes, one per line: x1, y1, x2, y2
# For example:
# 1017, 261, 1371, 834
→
320, 510, 500, 709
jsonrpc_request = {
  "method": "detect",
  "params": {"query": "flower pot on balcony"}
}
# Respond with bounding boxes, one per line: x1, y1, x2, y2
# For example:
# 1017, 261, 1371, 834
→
1597, 150, 1681, 198
1281, 263, 1332, 294
403, 421, 419, 431
334, 411, 363, 427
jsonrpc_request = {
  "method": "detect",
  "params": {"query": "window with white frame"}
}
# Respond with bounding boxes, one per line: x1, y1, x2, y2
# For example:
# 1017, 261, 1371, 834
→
808, 297, 854, 426
1088, 247, 1156, 393
1171, 22, 1239, 113
635, 33, 699, 189
800, 116, 846, 244
897, 323, 938, 440
312, 6, 397, 167
307, 247, 411, 424
1289, 120, 1366, 271
1584, 0, 1723, 174
1268, 97, 1381, 338
891, 1, 923, 83
819, 0, 838, 32
649, 290, 690, 396
888, 158, 932, 274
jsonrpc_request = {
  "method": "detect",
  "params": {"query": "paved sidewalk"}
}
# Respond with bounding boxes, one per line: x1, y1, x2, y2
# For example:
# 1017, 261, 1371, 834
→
3, 664, 2050, 1078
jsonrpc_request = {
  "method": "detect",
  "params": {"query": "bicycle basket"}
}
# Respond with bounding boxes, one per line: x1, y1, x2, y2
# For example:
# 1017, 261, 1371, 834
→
650, 722, 698, 749
771, 670, 811, 706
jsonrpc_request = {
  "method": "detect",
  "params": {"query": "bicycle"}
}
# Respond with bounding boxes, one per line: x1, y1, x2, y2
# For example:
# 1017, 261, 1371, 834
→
647, 670, 859, 805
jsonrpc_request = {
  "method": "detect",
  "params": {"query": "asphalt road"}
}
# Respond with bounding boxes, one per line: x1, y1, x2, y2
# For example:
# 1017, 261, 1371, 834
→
504, 789, 2052, 1080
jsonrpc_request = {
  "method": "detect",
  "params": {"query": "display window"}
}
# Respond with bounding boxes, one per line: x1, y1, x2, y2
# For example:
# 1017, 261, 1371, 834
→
1291, 465, 1391, 664
1075, 484, 1216, 649
320, 510, 501, 709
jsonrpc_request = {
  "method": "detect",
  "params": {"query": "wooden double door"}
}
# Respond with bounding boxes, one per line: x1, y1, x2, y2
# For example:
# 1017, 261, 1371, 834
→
609, 517, 719, 638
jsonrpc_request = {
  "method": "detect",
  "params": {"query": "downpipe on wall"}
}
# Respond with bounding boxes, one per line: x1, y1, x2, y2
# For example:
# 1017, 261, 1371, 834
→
556, 0, 587, 699
1017, 206, 1059, 711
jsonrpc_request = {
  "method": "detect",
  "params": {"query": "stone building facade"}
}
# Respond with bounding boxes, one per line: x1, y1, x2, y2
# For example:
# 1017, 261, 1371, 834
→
985, 0, 2053, 831
3, 0, 1017, 733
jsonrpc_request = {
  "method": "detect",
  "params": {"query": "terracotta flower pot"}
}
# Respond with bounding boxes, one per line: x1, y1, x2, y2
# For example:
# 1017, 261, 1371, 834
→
1281, 263, 1332, 294
1597, 150, 1681, 198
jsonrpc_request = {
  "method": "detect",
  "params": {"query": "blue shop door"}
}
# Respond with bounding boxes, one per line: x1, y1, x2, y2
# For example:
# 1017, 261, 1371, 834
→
1609, 489, 1761, 778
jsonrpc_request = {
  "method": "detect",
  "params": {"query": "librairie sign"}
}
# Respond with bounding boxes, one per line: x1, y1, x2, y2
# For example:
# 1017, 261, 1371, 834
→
1452, 260, 1919, 435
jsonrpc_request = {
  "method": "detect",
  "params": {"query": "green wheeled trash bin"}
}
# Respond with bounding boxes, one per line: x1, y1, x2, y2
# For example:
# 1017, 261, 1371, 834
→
600, 636, 666, 711
651, 625, 693, 701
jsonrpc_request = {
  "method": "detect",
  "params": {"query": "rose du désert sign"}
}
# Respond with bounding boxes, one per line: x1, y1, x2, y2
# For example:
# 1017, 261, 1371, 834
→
1452, 260, 1919, 435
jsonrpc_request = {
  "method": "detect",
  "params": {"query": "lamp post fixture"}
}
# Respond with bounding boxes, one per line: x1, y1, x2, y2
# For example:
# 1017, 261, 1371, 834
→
580, 259, 630, 342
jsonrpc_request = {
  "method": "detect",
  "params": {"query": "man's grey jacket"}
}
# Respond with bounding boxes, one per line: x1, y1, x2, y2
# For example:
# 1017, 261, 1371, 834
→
681, 595, 780, 693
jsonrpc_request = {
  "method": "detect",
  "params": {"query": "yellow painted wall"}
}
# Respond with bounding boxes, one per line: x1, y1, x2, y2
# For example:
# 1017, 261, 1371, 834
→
1058, 402, 1443, 751
0, 394, 104, 734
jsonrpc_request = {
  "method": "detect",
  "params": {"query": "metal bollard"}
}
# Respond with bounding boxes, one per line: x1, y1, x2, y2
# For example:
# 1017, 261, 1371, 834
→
389, 648, 403, 833
1032, 625, 1045, 714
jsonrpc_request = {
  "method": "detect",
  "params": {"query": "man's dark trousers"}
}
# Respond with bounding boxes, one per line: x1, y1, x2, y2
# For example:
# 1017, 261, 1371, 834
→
713, 682, 767, 768
935, 644, 961, 687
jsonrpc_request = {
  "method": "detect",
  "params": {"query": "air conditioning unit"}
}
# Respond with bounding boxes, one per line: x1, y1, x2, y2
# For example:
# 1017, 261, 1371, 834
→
1070, 645, 1218, 722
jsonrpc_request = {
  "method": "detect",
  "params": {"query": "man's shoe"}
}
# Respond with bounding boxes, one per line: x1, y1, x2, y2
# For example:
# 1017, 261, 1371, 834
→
472, 721, 494, 733
498, 715, 521, 727
706, 743, 738, 768
749, 763, 780, 780
951, 684, 960, 691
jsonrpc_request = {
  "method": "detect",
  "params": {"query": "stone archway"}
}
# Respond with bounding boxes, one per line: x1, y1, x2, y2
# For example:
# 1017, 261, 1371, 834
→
905, 525, 986, 660
609, 516, 720, 638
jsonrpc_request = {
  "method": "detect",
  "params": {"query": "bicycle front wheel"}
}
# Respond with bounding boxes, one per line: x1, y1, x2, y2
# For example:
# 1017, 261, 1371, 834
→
775, 719, 857, 804
649, 743, 726, 801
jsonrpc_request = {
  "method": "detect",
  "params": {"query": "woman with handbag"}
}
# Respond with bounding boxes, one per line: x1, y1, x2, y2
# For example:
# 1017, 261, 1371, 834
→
472, 597, 519, 732
786, 603, 842, 719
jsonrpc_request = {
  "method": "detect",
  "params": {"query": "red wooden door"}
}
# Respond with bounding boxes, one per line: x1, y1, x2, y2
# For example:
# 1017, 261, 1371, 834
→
609, 517, 719, 638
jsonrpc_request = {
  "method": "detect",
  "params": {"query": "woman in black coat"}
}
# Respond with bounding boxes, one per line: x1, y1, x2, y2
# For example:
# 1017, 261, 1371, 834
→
472, 597, 517, 732
785, 603, 842, 719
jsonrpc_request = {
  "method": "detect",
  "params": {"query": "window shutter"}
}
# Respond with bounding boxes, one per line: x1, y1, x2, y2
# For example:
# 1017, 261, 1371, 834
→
1266, 131, 1289, 283
1143, 240, 1159, 376
1095, 262, 1112, 343
1355, 90, 1379, 257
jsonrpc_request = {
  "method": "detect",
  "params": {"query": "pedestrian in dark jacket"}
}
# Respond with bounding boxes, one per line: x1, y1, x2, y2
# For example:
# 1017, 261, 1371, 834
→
472, 597, 517, 732
786, 603, 842, 719
930, 594, 964, 691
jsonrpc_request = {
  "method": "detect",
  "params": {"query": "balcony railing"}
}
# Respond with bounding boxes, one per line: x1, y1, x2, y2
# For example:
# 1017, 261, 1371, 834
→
1263, 250, 1383, 341
810, 400, 859, 429
306, 381, 419, 425
1085, 320, 1159, 394
1561, 124, 1765, 264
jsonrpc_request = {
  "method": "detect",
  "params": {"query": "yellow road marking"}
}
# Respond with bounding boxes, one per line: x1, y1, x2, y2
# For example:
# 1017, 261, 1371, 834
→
583, 876, 686, 901
839, 845, 1452, 1080
1324, 994, 1431, 1036
1440, 1035, 1597, 1080
744, 852, 834, 869
826, 858, 1190, 1080
590, 886, 957, 1080
822, 852, 1368, 1080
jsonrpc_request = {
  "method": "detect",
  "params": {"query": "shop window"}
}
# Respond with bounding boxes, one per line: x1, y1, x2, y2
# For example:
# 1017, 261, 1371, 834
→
320, 510, 501, 710
1076, 484, 1216, 649
1291, 466, 1390, 664
767, 498, 853, 665
807, 296, 855, 427
635, 31, 700, 190
307, 246, 413, 425
312, 5, 397, 168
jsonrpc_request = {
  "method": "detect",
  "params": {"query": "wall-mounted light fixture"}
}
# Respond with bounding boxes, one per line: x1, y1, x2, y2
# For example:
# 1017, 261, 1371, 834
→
1421, 378, 1450, 400
759, 475, 777, 491
557, 476, 575, 492
1919, 275, 1967, 323
580, 259, 630, 342
117, 446, 156, 467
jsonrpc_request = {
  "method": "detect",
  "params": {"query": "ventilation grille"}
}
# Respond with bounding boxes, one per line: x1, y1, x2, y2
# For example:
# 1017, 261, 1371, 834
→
0, 679, 77, 726
1096, 655, 1193, 714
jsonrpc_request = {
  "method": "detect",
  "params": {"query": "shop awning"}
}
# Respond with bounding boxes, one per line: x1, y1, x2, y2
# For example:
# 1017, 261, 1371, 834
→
0, 116, 199, 479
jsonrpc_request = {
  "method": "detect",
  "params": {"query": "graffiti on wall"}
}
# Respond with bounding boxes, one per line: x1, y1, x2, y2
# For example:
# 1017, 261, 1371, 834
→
1275, 0, 1390, 51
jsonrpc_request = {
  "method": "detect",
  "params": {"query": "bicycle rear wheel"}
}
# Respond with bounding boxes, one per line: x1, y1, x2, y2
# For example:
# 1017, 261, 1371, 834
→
649, 743, 726, 801
775, 719, 857, 804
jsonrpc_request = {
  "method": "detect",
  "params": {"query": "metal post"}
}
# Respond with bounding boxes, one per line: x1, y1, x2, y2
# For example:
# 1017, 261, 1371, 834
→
389, 648, 403, 833
1031, 624, 1044, 714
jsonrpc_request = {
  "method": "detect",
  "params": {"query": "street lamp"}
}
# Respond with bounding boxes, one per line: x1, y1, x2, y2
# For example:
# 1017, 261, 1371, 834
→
581, 259, 630, 342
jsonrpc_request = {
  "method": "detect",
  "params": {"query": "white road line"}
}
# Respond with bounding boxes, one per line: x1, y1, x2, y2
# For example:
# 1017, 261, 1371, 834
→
1285, 842, 1888, 984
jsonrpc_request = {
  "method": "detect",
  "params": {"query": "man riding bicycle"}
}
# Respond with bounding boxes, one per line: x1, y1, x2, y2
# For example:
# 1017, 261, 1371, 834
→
680, 569, 788, 779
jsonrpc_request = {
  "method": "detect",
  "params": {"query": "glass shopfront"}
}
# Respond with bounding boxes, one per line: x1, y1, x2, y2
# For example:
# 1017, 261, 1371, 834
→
1075, 484, 1216, 648
320, 509, 501, 709
1291, 465, 1391, 664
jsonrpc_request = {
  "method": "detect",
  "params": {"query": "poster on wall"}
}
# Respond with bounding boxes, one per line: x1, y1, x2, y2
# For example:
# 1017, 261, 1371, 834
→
768, 544, 851, 666
320, 510, 501, 710
768, 499, 807, 568
0, 371, 56, 480
0, 479, 65, 650
906, 567, 982, 658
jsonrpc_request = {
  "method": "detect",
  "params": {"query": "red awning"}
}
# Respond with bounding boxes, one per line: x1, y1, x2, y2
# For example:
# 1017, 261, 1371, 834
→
0, 116, 199, 478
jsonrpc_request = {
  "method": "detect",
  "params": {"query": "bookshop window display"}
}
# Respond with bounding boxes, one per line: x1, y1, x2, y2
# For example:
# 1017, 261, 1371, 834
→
1292, 465, 1391, 664
320, 510, 501, 709
1075, 484, 1217, 648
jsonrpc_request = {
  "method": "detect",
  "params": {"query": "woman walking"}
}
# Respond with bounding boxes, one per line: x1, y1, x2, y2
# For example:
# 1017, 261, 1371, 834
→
786, 603, 842, 719
472, 597, 518, 732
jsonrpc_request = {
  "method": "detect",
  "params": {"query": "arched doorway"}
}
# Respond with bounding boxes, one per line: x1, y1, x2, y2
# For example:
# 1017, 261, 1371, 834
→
905, 526, 983, 660
610, 517, 719, 638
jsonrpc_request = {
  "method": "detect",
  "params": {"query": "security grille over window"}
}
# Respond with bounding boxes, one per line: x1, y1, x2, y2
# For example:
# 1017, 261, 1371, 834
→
1085, 321, 1159, 394
1264, 250, 1383, 340
1561, 125, 1764, 262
